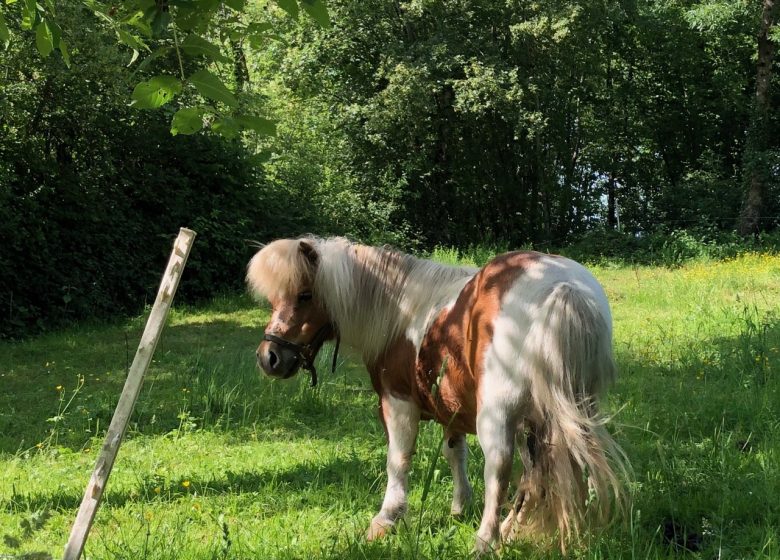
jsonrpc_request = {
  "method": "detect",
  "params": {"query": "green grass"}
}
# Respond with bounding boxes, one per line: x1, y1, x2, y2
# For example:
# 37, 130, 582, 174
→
1, 255, 779, 559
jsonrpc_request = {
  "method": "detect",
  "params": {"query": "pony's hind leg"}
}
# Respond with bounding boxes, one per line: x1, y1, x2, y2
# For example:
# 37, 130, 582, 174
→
367, 394, 420, 541
474, 407, 516, 553
442, 431, 472, 516
501, 422, 544, 542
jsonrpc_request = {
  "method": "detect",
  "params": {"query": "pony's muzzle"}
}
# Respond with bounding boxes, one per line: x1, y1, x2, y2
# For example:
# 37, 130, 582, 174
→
257, 340, 300, 379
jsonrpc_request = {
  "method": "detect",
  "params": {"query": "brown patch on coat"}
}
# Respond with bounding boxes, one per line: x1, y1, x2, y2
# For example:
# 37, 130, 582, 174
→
368, 337, 417, 440
368, 251, 543, 434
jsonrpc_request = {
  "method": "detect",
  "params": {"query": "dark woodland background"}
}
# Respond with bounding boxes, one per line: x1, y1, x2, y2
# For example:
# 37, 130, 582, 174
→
1, 0, 778, 337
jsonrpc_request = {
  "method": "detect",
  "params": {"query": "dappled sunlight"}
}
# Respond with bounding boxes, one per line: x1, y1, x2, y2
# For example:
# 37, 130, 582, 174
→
1, 258, 779, 558
168, 310, 267, 329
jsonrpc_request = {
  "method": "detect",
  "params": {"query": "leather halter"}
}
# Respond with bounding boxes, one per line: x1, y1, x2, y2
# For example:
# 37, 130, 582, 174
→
262, 324, 340, 387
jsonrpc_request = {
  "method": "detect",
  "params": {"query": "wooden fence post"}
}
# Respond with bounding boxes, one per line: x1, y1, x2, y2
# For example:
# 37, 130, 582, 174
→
63, 227, 197, 560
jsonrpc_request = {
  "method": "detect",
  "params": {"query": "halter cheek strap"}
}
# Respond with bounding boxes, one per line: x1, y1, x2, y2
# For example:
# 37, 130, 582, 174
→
263, 324, 340, 387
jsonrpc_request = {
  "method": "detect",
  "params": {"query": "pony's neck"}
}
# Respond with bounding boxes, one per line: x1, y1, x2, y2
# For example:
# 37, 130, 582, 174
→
314, 239, 475, 363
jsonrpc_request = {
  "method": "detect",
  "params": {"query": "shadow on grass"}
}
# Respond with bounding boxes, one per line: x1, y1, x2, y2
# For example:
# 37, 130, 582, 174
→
607, 314, 780, 557
3, 302, 779, 558
0, 318, 378, 454
2, 454, 373, 515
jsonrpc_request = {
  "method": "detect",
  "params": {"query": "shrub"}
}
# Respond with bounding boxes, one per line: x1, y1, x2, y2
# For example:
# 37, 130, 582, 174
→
0, 114, 302, 339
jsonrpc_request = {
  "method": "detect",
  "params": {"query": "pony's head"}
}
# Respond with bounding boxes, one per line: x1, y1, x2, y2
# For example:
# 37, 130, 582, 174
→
246, 238, 334, 381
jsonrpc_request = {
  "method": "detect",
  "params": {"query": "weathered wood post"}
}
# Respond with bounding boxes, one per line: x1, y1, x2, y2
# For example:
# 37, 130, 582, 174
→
63, 227, 197, 560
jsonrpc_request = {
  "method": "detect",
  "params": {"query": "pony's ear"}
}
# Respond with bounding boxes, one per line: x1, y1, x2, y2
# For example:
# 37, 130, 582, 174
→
299, 240, 319, 267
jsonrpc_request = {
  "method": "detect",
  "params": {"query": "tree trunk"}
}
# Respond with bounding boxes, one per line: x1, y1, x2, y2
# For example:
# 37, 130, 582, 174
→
739, 0, 776, 235
607, 172, 617, 229
231, 40, 250, 93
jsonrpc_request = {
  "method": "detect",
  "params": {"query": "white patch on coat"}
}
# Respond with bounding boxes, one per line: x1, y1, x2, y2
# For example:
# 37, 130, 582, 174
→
368, 394, 421, 539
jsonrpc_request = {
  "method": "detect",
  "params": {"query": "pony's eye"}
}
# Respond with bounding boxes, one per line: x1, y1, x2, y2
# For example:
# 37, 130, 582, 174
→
297, 291, 313, 303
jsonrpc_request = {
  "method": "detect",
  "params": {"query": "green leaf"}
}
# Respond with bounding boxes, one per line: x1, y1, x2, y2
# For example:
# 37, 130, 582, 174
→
189, 69, 237, 108
122, 9, 153, 37
127, 48, 139, 66
275, 0, 298, 20
300, 0, 329, 28
117, 28, 149, 51
770, 25, 780, 44
21, 0, 36, 30
131, 75, 182, 109
234, 115, 277, 136
223, 0, 245, 10
150, 7, 170, 37
181, 34, 229, 63
0, 9, 10, 49
58, 38, 70, 67
171, 106, 205, 135
212, 116, 240, 138
35, 21, 54, 57
47, 18, 61, 43
198, 0, 222, 10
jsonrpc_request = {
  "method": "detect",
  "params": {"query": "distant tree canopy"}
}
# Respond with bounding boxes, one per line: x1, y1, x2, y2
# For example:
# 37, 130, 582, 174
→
253, 0, 779, 246
0, 0, 778, 337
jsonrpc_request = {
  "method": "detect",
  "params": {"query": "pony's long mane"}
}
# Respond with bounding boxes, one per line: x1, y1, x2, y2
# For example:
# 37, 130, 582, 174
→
247, 236, 476, 361
315, 238, 476, 361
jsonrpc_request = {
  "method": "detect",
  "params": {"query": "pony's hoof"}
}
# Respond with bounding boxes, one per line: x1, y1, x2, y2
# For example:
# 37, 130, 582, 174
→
451, 488, 473, 517
472, 535, 497, 556
451, 502, 468, 517
366, 517, 393, 541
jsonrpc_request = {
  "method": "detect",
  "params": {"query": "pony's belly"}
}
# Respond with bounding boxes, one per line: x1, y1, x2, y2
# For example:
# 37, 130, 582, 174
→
435, 372, 478, 433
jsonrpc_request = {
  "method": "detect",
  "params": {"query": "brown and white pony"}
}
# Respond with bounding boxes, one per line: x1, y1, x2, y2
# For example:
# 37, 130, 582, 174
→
247, 237, 627, 552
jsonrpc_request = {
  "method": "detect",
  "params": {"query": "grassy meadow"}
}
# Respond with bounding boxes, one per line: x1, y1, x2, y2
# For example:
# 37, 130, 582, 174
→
1, 253, 779, 559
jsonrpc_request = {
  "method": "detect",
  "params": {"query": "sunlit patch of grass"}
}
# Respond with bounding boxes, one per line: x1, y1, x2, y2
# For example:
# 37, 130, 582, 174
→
1, 255, 779, 559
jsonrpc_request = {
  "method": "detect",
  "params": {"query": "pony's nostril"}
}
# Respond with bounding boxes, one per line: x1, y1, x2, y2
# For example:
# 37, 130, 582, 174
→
268, 350, 279, 369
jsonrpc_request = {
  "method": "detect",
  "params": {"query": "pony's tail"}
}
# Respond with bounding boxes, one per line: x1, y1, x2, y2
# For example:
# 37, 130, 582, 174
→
501, 283, 630, 550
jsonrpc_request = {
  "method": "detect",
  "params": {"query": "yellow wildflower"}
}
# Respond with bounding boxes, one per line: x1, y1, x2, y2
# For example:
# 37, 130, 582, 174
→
56, 385, 63, 392
182, 480, 191, 489
154, 486, 161, 494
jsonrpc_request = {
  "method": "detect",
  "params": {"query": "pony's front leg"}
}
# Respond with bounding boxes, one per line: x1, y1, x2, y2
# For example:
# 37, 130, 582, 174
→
367, 394, 421, 540
442, 431, 472, 516
474, 409, 515, 554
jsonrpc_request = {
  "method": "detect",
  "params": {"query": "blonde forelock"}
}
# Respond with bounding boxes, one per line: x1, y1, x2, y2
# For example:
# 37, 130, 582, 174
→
246, 238, 316, 301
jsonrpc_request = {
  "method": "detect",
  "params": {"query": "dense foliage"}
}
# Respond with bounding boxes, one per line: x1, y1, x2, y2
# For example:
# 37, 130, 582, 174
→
0, 5, 310, 338
254, 0, 779, 247
1, 0, 778, 337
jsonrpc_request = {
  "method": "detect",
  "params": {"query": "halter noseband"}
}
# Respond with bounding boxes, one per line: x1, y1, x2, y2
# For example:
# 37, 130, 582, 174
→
262, 324, 340, 387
